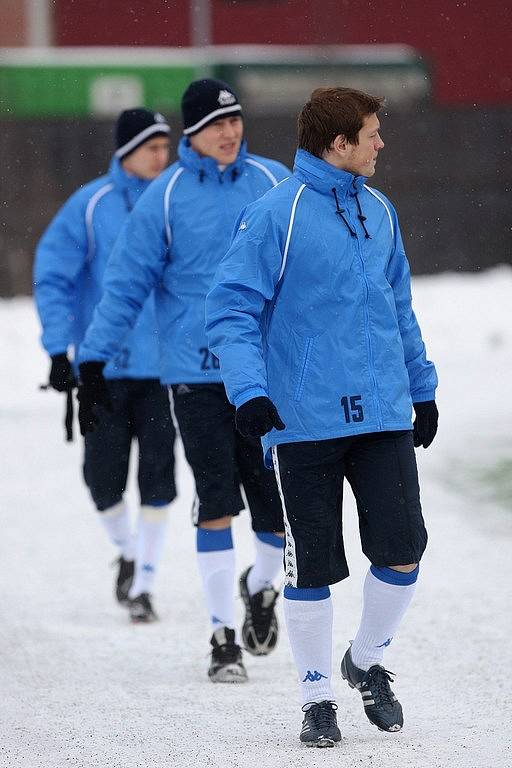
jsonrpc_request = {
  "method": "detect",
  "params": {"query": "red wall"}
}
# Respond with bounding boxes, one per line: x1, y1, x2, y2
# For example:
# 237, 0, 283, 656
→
55, 0, 189, 47
54, 0, 512, 105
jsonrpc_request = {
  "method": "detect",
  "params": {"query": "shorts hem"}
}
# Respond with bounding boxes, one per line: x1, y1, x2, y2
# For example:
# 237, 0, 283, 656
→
195, 506, 243, 526
140, 490, 177, 507
291, 568, 350, 589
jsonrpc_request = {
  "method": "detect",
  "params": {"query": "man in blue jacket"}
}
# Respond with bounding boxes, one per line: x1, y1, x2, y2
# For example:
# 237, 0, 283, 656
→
34, 109, 176, 623
206, 87, 438, 745
78, 79, 290, 682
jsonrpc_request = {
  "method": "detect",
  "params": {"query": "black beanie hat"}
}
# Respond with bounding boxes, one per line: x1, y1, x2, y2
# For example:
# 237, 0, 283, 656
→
181, 79, 242, 137
115, 108, 170, 159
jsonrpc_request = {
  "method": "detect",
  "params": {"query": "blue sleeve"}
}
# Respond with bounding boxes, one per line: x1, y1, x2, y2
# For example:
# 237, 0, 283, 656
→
206, 205, 284, 408
386, 213, 438, 402
33, 189, 88, 356
78, 180, 168, 364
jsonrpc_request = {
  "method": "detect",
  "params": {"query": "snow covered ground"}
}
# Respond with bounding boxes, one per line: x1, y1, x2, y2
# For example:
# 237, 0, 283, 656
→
1, 266, 511, 768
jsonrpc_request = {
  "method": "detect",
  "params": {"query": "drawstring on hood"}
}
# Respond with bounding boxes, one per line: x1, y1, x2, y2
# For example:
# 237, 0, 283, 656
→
354, 187, 371, 239
332, 185, 371, 239
197, 166, 238, 184
122, 189, 133, 212
294, 150, 371, 239
332, 187, 356, 238
178, 137, 247, 185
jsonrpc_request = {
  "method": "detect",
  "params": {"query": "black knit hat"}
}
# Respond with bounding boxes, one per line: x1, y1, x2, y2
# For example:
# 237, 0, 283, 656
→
181, 79, 242, 137
115, 108, 170, 159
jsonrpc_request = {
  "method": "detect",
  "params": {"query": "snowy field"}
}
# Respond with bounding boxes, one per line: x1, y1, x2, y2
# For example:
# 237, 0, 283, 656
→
1, 266, 511, 768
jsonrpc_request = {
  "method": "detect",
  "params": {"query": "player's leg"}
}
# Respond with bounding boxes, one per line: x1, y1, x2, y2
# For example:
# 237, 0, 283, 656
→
342, 429, 427, 732
83, 380, 134, 606
171, 383, 246, 682
128, 379, 177, 622
235, 429, 284, 656
273, 440, 347, 747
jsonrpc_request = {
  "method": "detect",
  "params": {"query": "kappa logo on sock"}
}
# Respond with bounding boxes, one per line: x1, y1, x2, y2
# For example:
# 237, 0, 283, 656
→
302, 670, 328, 683
376, 637, 393, 648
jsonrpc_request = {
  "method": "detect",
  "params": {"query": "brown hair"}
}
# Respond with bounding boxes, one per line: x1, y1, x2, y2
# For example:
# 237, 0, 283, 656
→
298, 87, 384, 157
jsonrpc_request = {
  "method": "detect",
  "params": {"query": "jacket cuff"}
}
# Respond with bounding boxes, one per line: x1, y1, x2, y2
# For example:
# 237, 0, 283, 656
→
411, 389, 436, 403
234, 387, 268, 409
45, 342, 70, 356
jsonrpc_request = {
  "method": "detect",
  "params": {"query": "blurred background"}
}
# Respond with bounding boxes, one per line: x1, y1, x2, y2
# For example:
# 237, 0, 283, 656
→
1, 0, 511, 296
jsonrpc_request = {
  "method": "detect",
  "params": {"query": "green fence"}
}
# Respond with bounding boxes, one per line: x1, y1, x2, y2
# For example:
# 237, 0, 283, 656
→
0, 63, 196, 117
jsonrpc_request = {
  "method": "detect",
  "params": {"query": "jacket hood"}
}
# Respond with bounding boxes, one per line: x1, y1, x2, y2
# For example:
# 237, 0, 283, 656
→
177, 136, 248, 180
293, 148, 367, 198
108, 156, 152, 201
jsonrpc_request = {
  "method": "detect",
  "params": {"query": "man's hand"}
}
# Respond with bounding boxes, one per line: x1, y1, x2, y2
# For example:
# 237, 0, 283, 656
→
49, 353, 76, 392
77, 361, 112, 435
412, 400, 438, 448
235, 396, 285, 438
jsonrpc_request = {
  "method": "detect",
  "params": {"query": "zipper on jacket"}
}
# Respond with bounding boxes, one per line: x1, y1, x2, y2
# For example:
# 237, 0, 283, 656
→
353, 222, 383, 430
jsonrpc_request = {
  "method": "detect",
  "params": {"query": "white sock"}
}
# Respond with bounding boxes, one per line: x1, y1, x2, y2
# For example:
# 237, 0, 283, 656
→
247, 532, 284, 595
128, 504, 170, 599
98, 500, 135, 561
283, 586, 335, 706
350, 565, 419, 671
196, 527, 235, 631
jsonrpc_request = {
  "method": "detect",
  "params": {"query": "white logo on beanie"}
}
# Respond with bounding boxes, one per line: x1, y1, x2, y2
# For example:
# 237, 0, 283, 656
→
218, 90, 236, 106
154, 112, 166, 123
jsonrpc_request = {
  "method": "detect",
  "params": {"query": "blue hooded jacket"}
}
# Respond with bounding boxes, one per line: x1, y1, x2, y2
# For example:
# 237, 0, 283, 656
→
206, 149, 438, 466
34, 157, 160, 379
78, 137, 290, 383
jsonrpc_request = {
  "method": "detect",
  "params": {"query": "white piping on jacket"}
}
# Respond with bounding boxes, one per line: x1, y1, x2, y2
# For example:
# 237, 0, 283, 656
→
163, 167, 185, 248
279, 183, 306, 282
244, 157, 279, 187
85, 183, 114, 260
364, 185, 394, 239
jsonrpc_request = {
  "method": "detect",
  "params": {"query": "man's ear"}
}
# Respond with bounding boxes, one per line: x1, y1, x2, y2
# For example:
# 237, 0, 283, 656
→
332, 134, 349, 154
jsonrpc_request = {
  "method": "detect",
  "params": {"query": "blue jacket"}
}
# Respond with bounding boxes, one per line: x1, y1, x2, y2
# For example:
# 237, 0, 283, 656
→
206, 149, 438, 466
78, 138, 289, 383
34, 157, 160, 379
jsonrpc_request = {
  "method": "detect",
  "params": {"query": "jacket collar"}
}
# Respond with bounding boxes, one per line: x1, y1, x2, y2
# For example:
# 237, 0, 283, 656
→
177, 136, 248, 180
293, 148, 366, 198
108, 156, 152, 197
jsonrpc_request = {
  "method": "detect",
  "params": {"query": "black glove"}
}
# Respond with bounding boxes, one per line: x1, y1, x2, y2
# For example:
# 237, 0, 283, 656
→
235, 396, 286, 438
49, 353, 76, 392
77, 361, 112, 436
412, 400, 438, 448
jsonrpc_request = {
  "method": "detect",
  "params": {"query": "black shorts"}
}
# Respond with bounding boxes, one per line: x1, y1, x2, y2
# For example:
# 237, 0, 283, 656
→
273, 430, 427, 588
83, 379, 176, 511
171, 383, 283, 532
